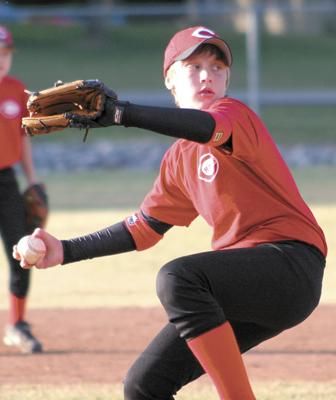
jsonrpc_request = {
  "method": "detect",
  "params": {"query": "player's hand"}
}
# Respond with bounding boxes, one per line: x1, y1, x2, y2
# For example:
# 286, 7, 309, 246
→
68, 89, 129, 129
13, 228, 64, 269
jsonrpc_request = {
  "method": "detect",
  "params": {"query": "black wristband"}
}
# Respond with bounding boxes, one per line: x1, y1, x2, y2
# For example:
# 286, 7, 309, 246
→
61, 221, 135, 265
101, 99, 129, 126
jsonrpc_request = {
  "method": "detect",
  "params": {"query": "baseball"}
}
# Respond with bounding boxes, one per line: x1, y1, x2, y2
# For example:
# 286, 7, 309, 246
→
17, 235, 46, 265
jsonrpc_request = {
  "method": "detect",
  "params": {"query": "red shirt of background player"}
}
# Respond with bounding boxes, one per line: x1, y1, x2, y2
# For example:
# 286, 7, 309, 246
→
0, 76, 28, 169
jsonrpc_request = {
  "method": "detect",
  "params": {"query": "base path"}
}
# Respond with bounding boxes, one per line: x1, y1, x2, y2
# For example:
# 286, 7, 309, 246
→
0, 305, 335, 384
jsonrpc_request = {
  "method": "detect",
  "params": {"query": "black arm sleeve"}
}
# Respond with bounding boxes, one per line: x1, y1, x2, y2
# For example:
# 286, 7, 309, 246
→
121, 103, 215, 143
61, 221, 136, 265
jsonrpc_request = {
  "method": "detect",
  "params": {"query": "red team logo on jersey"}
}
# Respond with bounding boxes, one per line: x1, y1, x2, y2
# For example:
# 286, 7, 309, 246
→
198, 153, 219, 183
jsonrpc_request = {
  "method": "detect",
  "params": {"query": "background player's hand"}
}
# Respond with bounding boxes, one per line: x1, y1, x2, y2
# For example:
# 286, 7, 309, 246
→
13, 228, 64, 269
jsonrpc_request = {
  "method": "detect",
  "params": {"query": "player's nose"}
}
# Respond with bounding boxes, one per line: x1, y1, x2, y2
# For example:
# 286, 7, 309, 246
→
200, 68, 212, 83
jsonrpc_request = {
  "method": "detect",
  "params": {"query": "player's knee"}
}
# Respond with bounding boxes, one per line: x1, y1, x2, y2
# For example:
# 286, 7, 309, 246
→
124, 367, 152, 400
156, 257, 193, 310
10, 271, 30, 298
123, 374, 141, 400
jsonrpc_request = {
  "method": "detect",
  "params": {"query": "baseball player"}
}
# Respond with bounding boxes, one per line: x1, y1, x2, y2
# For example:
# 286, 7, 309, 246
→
0, 25, 43, 353
14, 26, 327, 399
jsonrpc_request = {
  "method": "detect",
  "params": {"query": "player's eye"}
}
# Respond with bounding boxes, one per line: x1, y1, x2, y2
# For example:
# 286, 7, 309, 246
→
212, 64, 224, 72
185, 63, 200, 70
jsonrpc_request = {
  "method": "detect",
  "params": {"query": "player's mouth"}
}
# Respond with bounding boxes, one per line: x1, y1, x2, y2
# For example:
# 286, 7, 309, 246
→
198, 88, 215, 97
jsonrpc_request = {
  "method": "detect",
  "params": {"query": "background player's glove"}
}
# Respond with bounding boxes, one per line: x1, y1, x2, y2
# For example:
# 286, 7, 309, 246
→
23, 183, 49, 233
22, 79, 126, 140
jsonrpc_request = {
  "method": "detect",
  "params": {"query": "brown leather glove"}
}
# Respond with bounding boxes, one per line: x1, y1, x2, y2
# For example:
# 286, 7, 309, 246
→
23, 183, 49, 233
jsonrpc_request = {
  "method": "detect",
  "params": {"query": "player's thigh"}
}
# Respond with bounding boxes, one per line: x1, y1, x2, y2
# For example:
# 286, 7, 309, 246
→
0, 174, 25, 255
165, 242, 324, 331
231, 320, 283, 354
124, 323, 203, 400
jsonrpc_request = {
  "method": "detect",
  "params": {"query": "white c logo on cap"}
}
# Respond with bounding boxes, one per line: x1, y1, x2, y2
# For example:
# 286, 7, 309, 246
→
192, 27, 216, 39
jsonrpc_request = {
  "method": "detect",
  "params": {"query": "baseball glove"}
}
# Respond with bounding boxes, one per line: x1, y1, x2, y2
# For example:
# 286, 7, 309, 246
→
23, 183, 49, 233
22, 79, 120, 140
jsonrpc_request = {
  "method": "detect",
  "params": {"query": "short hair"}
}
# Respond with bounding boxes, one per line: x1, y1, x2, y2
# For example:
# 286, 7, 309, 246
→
188, 43, 230, 66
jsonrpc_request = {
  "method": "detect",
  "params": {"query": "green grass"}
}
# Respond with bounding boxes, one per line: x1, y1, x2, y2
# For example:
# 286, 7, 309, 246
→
40, 169, 158, 210
261, 32, 336, 89
262, 105, 336, 144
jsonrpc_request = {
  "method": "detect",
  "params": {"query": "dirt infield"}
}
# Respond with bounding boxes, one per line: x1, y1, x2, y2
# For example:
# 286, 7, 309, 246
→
0, 305, 335, 385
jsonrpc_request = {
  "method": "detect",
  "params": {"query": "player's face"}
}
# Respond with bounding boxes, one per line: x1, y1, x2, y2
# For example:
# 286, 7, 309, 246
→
0, 48, 12, 82
166, 52, 229, 109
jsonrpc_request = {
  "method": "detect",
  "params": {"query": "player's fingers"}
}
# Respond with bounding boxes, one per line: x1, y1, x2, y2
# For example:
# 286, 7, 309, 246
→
20, 259, 34, 269
12, 244, 21, 261
35, 259, 47, 269
32, 227, 44, 240
32, 228, 53, 249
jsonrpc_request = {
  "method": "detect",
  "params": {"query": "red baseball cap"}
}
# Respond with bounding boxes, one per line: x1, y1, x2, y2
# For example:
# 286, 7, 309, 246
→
163, 26, 232, 76
0, 25, 14, 49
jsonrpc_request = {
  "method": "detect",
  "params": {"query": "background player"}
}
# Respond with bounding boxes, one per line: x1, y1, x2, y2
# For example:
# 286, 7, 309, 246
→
0, 25, 43, 353
14, 26, 327, 398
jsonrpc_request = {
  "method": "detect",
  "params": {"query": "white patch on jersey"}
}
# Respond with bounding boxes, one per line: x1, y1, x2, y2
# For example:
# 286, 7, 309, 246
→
0, 27, 9, 41
198, 153, 219, 183
127, 214, 139, 225
192, 27, 216, 39
0, 100, 20, 119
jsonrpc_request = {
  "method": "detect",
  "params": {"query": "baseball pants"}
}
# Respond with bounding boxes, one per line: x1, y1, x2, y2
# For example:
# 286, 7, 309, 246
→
124, 240, 325, 399
0, 167, 30, 297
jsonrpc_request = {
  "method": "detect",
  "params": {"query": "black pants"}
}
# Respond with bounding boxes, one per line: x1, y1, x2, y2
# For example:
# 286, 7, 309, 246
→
0, 167, 30, 297
124, 241, 325, 400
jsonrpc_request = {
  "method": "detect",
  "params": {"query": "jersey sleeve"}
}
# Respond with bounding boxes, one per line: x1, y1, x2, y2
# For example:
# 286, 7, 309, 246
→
124, 146, 198, 251
204, 98, 265, 163
124, 211, 164, 251
141, 146, 199, 226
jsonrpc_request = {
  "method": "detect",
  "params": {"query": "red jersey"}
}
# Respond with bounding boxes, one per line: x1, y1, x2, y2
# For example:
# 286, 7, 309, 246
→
0, 75, 28, 169
125, 97, 327, 256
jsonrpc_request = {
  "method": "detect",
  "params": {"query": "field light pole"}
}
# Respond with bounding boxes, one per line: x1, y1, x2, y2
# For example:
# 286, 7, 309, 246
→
246, 5, 261, 115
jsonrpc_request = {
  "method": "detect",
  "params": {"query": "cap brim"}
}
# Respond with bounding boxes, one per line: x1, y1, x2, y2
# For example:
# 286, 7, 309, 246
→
176, 37, 232, 67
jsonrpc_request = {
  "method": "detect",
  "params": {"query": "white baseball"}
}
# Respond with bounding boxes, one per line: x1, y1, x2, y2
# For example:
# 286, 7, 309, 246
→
17, 235, 46, 265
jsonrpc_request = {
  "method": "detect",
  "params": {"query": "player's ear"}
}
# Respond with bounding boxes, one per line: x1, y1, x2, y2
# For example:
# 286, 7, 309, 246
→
165, 64, 176, 90
165, 75, 173, 90
225, 68, 231, 90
